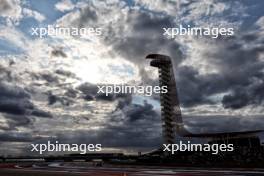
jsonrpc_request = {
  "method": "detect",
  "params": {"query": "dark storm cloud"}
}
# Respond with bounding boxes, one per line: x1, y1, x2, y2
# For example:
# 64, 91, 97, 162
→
95, 93, 116, 101
0, 65, 13, 81
55, 69, 76, 78
31, 69, 80, 92
52, 82, 162, 148
0, 82, 52, 118
30, 71, 60, 85
77, 6, 98, 27
51, 48, 67, 58
222, 80, 264, 109
77, 82, 98, 101
175, 65, 229, 107
121, 100, 160, 125
174, 31, 264, 108
77, 82, 98, 95
184, 115, 264, 133
40, 73, 60, 83
3, 114, 32, 130
55, 104, 162, 148
103, 99, 161, 147
96, 125, 161, 148
0, 82, 30, 99
54, 128, 161, 149
31, 109, 52, 118
115, 94, 132, 110
64, 87, 78, 98
208, 33, 264, 109
0, 132, 39, 142
47, 91, 74, 106
19, 68, 79, 107
0, 82, 32, 115
83, 94, 94, 101
106, 10, 184, 65
65, 3, 182, 65
124, 100, 158, 122
39, 97, 162, 149
0, 99, 33, 115
0, 0, 12, 14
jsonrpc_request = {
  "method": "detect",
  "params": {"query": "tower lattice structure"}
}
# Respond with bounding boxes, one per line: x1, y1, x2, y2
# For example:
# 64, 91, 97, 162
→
146, 54, 182, 145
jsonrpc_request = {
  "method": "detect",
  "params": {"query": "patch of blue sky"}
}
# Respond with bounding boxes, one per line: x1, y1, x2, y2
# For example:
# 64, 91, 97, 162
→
26, 0, 67, 24
17, 17, 41, 39
0, 38, 25, 56
0, 17, 6, 26
122, 0, 135, 6
132, 95, 160, 110
239, 0, 264, 31
109, 64, 135, 76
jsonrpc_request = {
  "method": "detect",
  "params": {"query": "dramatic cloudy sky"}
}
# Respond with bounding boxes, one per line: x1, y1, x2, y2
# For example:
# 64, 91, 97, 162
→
0, 0, 264, 156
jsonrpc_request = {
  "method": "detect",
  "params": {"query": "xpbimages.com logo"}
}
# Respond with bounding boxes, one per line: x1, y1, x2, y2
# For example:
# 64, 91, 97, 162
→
31, 141, 102, 154
31, 25, 102, 38
163, 141, 234, 155
163, 25, 234, 39
97, 84, 168, 96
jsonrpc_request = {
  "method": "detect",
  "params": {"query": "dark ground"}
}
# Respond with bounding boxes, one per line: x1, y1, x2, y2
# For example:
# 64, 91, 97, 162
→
1, 162, 264, 176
